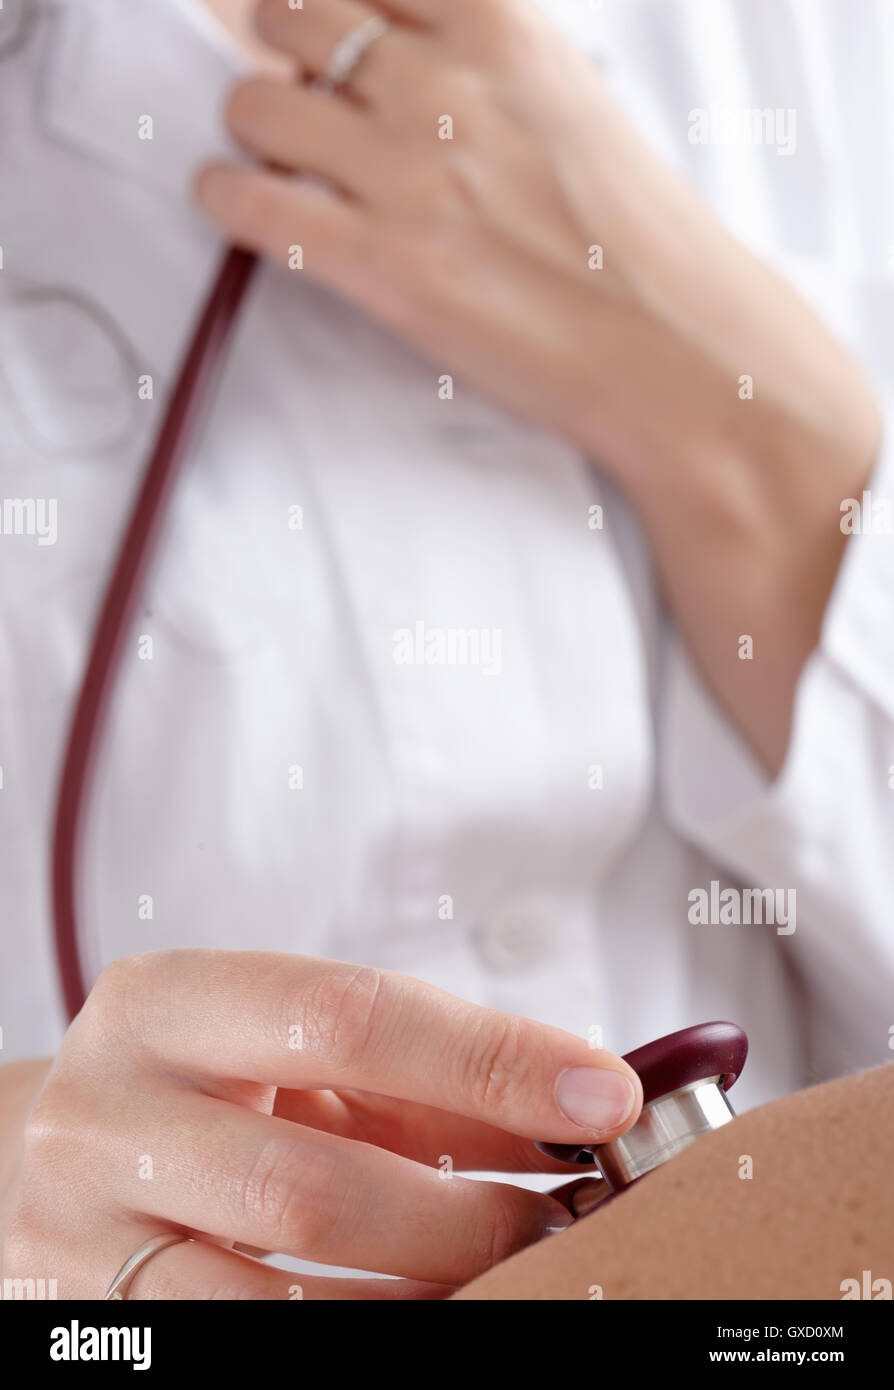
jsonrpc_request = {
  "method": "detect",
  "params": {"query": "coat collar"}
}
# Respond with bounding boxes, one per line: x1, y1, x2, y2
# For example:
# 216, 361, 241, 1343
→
40, 0, 251, 205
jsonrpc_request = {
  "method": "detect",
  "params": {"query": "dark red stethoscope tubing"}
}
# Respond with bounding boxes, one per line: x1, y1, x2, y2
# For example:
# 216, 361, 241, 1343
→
51, 246, 258, 1025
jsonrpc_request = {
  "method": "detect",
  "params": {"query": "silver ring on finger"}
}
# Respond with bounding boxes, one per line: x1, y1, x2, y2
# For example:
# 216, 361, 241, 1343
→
103, 1233, 195, 1301
324, 15, 391, 90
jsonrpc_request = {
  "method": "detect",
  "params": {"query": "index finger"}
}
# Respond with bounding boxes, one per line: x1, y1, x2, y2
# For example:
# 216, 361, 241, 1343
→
95, 950, 642, 1143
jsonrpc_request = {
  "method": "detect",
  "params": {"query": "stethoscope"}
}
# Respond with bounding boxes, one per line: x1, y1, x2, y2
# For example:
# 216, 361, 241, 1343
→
45, 7, 376, 1024
0, 0, 257, 1020
51, 245, 258, 1023
0, 0, 258, 1022
544, 1021, 749, 1214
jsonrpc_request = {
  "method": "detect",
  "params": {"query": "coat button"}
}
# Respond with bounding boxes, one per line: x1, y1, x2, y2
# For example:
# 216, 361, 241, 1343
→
472, 895, 557, 976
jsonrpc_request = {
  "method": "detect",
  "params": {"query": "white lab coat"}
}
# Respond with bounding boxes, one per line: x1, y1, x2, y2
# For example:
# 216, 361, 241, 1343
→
1, 0, 893, 1115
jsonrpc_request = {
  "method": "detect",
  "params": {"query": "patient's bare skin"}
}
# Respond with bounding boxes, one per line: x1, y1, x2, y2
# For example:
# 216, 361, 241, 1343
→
455, 1066, 894, 1300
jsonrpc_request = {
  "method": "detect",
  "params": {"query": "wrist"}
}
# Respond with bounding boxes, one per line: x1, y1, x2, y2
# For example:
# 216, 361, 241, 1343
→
614, 321, 881, 538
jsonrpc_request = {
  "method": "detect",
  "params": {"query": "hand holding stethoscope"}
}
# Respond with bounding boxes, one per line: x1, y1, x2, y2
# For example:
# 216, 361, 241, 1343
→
4, 949, 643, 1299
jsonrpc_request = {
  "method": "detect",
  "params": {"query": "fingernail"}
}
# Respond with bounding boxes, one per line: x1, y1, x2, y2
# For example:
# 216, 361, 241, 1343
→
543, 1209, 575, 1237
555, 1067, 636, 1134
195, 167, 231, 219
570, 1180, 610, 1218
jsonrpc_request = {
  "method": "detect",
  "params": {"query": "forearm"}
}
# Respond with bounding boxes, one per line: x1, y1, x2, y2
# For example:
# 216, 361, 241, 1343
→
601, 241, 881, 777
454, 1064, 894, 1299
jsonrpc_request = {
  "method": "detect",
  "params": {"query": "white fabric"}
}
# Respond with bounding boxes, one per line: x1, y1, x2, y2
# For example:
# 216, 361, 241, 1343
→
1, 0, 893, 1117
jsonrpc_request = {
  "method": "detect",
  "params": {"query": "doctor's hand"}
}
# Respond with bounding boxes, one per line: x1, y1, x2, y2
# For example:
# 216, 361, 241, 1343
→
1, 951, 640, 1299
196, 0, 876, 485
199, 0, 736, 468
196, 0, 881, 776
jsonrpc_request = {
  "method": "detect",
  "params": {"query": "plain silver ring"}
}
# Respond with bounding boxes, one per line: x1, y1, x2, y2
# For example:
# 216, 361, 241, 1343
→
324, 15, 391, 89
103, 1233, 194, 1301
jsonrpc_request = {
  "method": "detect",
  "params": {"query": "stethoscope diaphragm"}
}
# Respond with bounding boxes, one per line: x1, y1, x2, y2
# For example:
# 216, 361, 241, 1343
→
539, 1021, 748, 1203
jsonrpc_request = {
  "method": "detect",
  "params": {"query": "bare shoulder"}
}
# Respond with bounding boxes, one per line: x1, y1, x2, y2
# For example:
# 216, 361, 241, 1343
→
453, 1065, 894, 1300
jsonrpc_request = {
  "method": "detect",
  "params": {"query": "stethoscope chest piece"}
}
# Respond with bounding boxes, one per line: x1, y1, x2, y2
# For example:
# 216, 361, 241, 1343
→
539, 1021, 748, 1197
